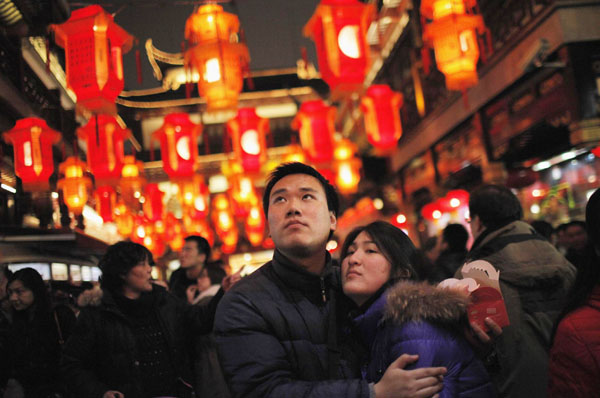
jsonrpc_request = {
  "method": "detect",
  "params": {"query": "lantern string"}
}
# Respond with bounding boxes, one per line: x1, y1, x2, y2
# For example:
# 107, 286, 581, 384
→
135, 39, 143, 85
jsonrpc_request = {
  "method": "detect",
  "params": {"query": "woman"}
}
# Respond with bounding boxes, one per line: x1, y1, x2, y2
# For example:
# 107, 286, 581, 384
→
61, 241, 221, 398
341, 221, 494, 397
548, 188, 600, 397
3, 267, 76, 398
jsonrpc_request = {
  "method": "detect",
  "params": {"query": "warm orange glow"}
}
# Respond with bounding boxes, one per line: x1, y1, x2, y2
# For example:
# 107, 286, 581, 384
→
226, 108, 269, 173
95, 185, 116, 222
152, 113, 201, 179
292, 100, 336, 163
360, 85, 404, 152
115, 202, 134, 236
334, 157, 361, 195
230, 174, 259, 218
179, 175, 210, 219
57, 157, 92, 215
333, 138, 357, 161
283, 144, 307, 164
119, 156, 146, 209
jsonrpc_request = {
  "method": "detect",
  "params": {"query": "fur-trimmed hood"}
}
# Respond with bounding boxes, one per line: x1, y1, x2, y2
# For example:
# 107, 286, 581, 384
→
76, 286, 103, 307
384, 281, 469, 326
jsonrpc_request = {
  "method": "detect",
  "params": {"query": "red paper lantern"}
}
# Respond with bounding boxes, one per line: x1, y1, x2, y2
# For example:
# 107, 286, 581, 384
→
421, 202, 443, 221
229, 174, 259, 218
360, 85, 403, 152
95, 185, 116, 222
333, 139, 361, 195
292, 100, 336, 163
119, 155, 146, 209
391, 212, 408, 228
57, 157, 92, 215
52, 5, 133, 113
2, 117, 61, 191
179, 175, 210, 220
226, 108, 269, 173
446, 189, 469, 209
245, 205, 265, 247
304, 0, 375, 96
78, 115, 129, 185
152, 113, 201, 180
114, 201, 134, 237
212, 193, 235, 234
143, 183, 164, 222
421, 0, 486, 91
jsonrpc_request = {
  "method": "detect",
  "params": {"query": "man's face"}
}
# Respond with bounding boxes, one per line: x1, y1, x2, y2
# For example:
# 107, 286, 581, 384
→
267, 174, 336, 259
179, 240, 206, 269
565, 225, 588, 251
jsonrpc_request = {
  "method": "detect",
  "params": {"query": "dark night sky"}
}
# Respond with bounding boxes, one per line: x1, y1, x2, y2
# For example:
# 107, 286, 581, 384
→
71, 0, 320, 91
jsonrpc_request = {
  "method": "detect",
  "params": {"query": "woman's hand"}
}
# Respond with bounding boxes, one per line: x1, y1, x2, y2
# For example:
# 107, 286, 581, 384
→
464, 317, 503, 358
374, 354, 446, 398
186, 285, 198, 304
102, 390, 124, 398
222, 271, 242, 292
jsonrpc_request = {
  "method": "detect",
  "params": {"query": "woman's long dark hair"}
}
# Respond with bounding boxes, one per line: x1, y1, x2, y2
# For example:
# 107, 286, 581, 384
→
8, 267, 52, 320
340, 221, 418, 282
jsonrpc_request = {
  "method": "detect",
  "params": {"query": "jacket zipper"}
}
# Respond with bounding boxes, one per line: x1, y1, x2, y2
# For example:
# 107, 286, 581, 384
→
320, 277, 327, 303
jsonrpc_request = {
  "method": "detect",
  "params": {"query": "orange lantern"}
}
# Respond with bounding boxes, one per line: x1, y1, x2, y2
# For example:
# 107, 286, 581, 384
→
77, 115, 129, 185
226, 108, 269, 173
421, 0, 486, 91
304, 0, 375, 96
183, 216, 215, 247
2, 117, 61, 191
152, 113, 201, 180
245, 205, 265, 247
52, 5, 133, 113
57, 157, 92, 215
95, 185, 116, 222
292, 100, 336, 163
164, 213, 185, 252
360, 85, 404, 152
131, 214, 148, 244
212, 193, 235, 233
221, 227, 239, 254
229, 174, 259, 218
143, 183, 164, 222
114, 201, 134, 236
179, 175, 210, 219
184, 4, 250, 110
283, 143, 307, 164
119, 155, 146, 209
333, 138, 361, 195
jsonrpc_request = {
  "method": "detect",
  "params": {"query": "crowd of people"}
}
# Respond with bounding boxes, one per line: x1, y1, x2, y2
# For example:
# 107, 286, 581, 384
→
0, 161, 598, 398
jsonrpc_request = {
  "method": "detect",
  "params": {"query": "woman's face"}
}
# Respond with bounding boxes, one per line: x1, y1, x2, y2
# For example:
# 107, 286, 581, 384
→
122, 259, 153, 298
342, 231, 391, 306
7, 279, 35, 311
196, 268, 212, 292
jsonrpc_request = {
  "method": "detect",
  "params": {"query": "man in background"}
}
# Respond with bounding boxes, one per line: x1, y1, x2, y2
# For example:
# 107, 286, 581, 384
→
169, 235, 211, 300
430, 223, 469, 282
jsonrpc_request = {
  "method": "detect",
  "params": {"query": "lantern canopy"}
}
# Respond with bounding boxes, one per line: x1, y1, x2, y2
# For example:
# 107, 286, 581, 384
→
226, 108, 269, 173
77, 115, 129, 185
304, 0, 375, 96
421, 0, 486, 91
360, 85, 404, 152
2, 117, 61, 191
52, 5, 133, 113
57, 156, 92, 215
292, 100, 336, 163
152, 113, 201, 180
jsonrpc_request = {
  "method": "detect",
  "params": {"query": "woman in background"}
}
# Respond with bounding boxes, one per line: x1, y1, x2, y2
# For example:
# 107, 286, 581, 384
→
341, 221, 494, 398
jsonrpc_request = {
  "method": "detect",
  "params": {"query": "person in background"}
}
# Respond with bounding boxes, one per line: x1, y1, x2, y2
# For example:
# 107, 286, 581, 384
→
463, 184, 576, 397
530, 220, 554, 242
2, 268, 76, 398
548, 188, 600, 397
342, 221, 494, 397
0, 266, 13, 395
564, 220, 590, 270
169, 235, 211, 300
187, 262, 227, 306
215, 162, 446, 398
555, 223, 570, 255
430, 223, 469, 282
61, 241, 224, 398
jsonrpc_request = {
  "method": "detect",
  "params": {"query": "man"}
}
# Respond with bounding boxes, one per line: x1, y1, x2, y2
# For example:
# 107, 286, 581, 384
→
214, 163, 446, 398
462, 184, 576, 398
169, 235, 211, 300
564, 220, 589, 270
430, 223, 469, 282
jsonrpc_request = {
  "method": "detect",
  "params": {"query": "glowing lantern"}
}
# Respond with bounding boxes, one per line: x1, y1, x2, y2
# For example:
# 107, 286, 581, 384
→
77, 115, 129, 185
119, 155, 146, 209
421, 202, 443, 221
221, 227, 239, 254
164, 213, 185, 252
391, 212, 408, 228
283, 143, 307, 164
226, 108, 269, 173
152, 113, 201, 179
57, 157, 92, 215
292, 100, 336, 163
446, 189, 469, 209
183, 216, 215, 247
179, 175, 210, 219
333, 139, 361, 195
184, 4, 250, 110
360, 85, 403, 152
421, 0, 486, 91
143, 183, 164, 222
304, 0, 375, 96
2, 117, 61, 191
52, 5, 133, 113
212, 193, 235, 234
95, 185, 116, 222
114, 201, 134, 236
131, 214, 148, 244
245, 205, 265, 247
229, 174, 259, 218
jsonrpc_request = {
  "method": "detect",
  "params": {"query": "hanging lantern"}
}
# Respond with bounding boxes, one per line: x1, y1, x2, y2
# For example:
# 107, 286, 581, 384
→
95, 185, 116, 222
131, 214, 149, 244
221, 227, 239, 254
57, 157, 92, 216
360, 85, 404, 152
226, 108, 269, 173
304, 0, 375, 96
2, 117, 61, 191
445, 189, 469, 210
164, 213, 185, 252
283, 143, 307, 164
143, 183, 164, 222
292, 100, 336, 163
212, 193, 235, 234
333, 138, 361, 195
391, 212, 408, 228
183, 216, 215, 247
421, 0, 486, 91
229, 174, 259, 218
152, 113, 201, 180
114, 201, 134, 236
77, 115, 129, 185
52, 5, 133, 113
421, 201, 443, 221
245, 205, 265, 247
119, 155, 146, 209
184, 4, 250, 110
179, 175, 210, 219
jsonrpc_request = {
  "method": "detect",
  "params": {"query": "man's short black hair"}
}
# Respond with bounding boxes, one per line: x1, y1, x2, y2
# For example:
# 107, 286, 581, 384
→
469, 184, 523, 230
442, 223, 469, 252
262, 162, 339, 217
530, 220, 554, 240
205, 263, 227, 285
184, 235, 211, 260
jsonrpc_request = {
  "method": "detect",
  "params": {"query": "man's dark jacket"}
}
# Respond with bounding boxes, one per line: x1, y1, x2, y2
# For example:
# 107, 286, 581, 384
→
214, 250, 371, 398
61, 284, 220, 398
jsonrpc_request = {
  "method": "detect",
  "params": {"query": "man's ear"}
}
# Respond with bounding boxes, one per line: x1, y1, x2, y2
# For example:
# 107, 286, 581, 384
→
329, 211, 337, 231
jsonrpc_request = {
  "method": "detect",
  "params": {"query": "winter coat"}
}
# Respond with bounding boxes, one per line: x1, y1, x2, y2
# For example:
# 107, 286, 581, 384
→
352, 281, 495, 398
548, 285, 600, 397
61, 284, 220, 398
461, 220, 576, 398
214, 249, 371, 398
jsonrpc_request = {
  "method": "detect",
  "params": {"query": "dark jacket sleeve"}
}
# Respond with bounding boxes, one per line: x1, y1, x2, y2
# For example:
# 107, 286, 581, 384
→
214, 289, 371, 398
60, 309, 110, 398
182, 287, 224, 334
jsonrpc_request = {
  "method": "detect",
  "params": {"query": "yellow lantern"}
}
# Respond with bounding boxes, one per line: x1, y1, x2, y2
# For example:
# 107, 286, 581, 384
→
333, 139, 361, 195
57, 157, 92, 215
